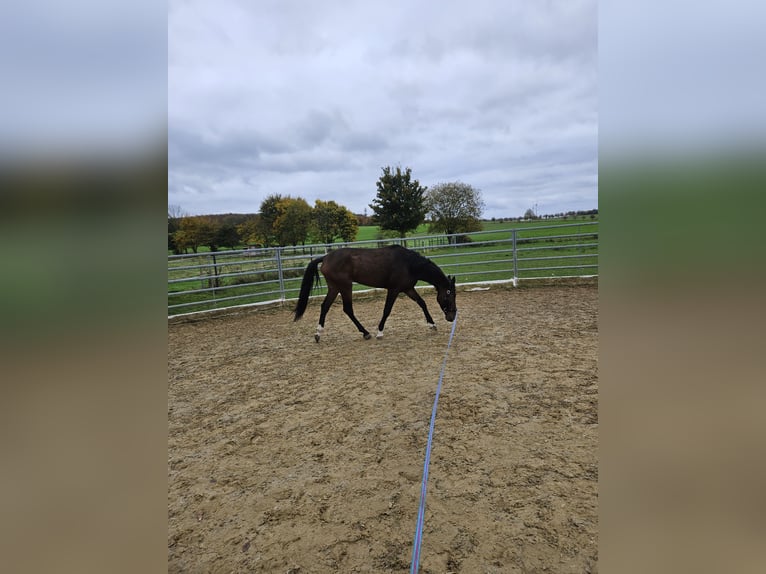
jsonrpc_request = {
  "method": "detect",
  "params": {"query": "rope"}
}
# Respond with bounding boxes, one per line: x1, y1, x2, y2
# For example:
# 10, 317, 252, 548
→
409, 311, 459, 574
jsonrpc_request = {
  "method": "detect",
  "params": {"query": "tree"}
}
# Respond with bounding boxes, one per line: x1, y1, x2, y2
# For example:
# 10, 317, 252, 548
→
237, 216, 262, 246
195, 216, 219, 251
273, 197, 312, 246
257, 194, 283, 246
424, 181, 485, 238
369, 166, 427, 238
168, 204, 185, 220
168, 205, 186, 254
337, 209, 359, 242
524, 208, 537, 220
312, 199, 342, 244
173, 216, 214, 253
312, 199, 359, 244
213, 223, 241, 250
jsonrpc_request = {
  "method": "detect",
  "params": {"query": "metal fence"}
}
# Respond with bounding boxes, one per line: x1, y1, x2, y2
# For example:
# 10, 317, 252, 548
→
168, 221, 598, 317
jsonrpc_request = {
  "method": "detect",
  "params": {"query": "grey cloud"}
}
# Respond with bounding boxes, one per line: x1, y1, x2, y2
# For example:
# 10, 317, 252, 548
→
169, 0, 597, 218
169, 125, 291, 168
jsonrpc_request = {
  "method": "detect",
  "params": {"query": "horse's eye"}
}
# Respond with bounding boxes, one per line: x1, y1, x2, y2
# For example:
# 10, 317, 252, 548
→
446, 290, 451, 295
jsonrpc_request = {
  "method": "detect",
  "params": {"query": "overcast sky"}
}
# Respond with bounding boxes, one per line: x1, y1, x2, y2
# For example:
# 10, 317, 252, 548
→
168, 0, 598, 219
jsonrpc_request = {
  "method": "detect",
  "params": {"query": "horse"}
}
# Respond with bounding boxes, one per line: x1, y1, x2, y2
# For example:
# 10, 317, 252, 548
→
293, 245, 457, 342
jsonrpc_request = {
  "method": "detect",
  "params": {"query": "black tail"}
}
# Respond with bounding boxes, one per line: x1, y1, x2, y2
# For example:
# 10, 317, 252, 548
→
293, 256, 324, 321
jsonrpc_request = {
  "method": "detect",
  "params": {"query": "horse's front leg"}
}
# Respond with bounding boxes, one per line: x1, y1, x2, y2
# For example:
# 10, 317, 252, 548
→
340, 288, 371, 340
404, 288, 436, 330
376, 289, 400, 339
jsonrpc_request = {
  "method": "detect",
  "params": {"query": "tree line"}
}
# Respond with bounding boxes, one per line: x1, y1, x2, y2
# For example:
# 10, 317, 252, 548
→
520, 208, 598, 221
168, 197, 358, 254
169, 166, 486, 254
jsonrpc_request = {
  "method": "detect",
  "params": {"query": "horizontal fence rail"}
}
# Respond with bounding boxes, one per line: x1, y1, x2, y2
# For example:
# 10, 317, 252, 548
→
168, 221, 598, 317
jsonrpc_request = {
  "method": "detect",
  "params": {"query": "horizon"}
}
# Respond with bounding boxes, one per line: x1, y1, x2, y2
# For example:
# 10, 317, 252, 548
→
170, 207, 599, 221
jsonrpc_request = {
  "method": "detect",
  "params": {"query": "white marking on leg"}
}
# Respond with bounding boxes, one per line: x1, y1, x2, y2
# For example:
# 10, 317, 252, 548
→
376, 330, 384, 339
427, 323, 437, 330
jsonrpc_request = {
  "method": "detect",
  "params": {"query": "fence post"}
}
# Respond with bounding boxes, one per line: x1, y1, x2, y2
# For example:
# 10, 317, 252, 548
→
512, 229, 518, 287
276, 247, 286, 301
212, 252, 220, 292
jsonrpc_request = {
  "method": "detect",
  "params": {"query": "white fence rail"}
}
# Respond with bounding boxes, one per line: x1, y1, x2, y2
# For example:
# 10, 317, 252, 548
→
168, 221, 598, 317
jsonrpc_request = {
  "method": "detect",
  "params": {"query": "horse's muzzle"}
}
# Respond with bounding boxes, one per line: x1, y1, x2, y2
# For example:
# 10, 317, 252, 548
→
444, 310, 456, 322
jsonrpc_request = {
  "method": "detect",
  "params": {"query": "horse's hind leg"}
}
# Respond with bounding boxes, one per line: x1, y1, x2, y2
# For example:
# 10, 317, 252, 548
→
404, 288, 436, 329
340, 288, 371, 340
315, 286, 339, 342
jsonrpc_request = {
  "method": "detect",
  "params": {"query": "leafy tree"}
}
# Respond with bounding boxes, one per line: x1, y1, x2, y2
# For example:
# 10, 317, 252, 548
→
312, 199, 342, 244
312, 199, 359, 244
236, 216, 262, 246
424, 181, 485, 237
369, 166, 427, 238
168, 216, 180, 254
168, 205, 186, 254
195, 216, 219, 251
245, 195, 313, 246
257, 194, 284, 246
213, 223, 241, 250
173, 216, 214, 253
337, 209, 359, 242
524, 208, 537, 220
273, 197, 312, 246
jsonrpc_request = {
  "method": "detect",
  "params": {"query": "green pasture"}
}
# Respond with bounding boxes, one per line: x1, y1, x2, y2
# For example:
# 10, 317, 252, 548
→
169, 216, 597, 255
354, 215, 597, 243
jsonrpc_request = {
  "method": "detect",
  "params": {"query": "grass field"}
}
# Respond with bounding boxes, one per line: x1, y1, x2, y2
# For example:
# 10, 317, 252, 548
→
168, 217, 598, 315
169, 216, 597, 255
321, 216, 597, 244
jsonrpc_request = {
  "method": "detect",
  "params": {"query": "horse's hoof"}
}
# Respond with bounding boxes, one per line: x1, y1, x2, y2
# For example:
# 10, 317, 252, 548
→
363, 332, 372, 340
314, 334, 320, 343
376, 331, 384, 339
428, 323, 437, 330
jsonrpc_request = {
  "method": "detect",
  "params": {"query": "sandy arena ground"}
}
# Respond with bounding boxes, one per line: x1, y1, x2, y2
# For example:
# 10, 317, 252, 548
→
168, 281, 598, 573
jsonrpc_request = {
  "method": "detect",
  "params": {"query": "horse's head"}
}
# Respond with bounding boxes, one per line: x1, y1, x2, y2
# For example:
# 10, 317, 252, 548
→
437, 275, 457, 322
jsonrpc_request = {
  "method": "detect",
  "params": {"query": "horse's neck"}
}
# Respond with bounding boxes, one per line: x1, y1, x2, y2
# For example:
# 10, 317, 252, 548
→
419, 261, 447, 288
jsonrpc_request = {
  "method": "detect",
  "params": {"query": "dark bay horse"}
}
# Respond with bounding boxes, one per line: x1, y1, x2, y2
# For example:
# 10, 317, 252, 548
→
293, 245, 456, 342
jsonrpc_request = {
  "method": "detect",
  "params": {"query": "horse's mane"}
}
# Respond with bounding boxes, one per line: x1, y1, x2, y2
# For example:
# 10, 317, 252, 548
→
386, 245, 447, 287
